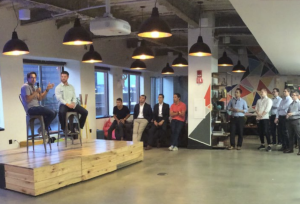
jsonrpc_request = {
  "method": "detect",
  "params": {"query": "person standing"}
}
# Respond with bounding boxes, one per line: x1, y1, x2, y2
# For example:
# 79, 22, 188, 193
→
108, 98, 130, 140
55, 71, 88, 132
169, 93, 186, 151
133, 95, 152, 142
256, 88, 273, 152
270, 88, 282, 145
285, 91, 300, 154
227, 88, 248, 150
275, 88, 292, 151
145, 94, 169, 150
21, 72, 57, 136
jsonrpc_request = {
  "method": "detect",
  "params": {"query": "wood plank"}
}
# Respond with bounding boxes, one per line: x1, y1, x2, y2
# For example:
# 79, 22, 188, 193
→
5, 165, 33, 176
6, 177, 34, 190
5, 172, 34, 183
116, 151, 144, 165
81, 152, 116, 170
6, 183, 35, 196
117, 154, 144, 169
82, 165, 117, 181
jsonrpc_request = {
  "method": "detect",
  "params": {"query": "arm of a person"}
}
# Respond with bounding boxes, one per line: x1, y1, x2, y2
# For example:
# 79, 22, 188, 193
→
23, 86, 38, 103
124, 113, 130, 121
170, 105, 177, 117
272, 98, 282, 109
38, 89, 50, 101
226, 100, 233, 111
291, 103, 300, 116
149, 105, 153, 121
283, 98, 293, 110
55, 85, 67, 104
242, 101, 248, 113
255, 101, 259, 114
113, 114, 119, 122
153, 105, 157, 122
71, 86, 77, 104
179, 104, 186, 116
163, 104, 170, 122
133, 105, 138, 119
262, 99, 273, 116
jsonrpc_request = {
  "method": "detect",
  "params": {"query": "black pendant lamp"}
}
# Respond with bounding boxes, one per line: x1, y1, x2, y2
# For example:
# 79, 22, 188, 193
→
161, 63, 174, 74
130, 59, 146, 70
172, 53, 188, 67
3, 31, 29, 56
232, 60, 246, 73
82, 45, 102, 63
63, 18, 93, 45
132, 40, 154, 60
138, 2, 172, 38
218, 51, 233, 66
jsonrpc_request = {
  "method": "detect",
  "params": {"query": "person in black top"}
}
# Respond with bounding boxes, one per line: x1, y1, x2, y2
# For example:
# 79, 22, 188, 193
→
108, 98, 130, 140
145, 94, 169, 150
133, 95, 153, 142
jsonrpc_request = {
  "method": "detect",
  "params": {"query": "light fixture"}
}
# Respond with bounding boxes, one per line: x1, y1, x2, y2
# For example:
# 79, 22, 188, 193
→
161, 63, 174, 74
63, 18, 93, 45
137, 1, 172, 38
82, 45, 102, 63
130, 59, 146, 70
132, 40, 154, 60
188, 2, 211, 57
172, 53, 188, 67
232, 60, 246, 73
218, 51, 233, 66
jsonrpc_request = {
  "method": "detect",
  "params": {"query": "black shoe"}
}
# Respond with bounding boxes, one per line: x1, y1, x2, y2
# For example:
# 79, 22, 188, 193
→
258, 145, 265, 150
284, 149, 294, 153
266, 146, 272, 152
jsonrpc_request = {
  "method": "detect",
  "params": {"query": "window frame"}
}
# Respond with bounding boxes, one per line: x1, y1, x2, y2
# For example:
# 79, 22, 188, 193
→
95, 67, 110, 118
123, 71, 141, 114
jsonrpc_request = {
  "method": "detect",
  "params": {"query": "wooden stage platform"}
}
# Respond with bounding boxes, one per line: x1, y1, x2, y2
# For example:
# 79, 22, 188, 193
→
0, 139, 143, 196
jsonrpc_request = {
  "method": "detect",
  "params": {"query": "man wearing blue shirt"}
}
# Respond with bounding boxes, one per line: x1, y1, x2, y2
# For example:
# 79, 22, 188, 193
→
275, 88, 292, 151
270, 88, 282, 145
227, 88, 248, 150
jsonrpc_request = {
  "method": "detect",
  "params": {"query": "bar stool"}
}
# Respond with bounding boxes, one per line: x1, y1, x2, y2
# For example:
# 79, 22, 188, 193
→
19, 95, 51, 153
57, 112, 82, 147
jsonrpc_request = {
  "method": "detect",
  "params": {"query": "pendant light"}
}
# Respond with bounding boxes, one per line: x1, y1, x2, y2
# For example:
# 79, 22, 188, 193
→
132, 40, 154, 59
82, 45, 102, 63
138, 1, 172, 38
172, 53, 188, 67
130, 59, 146, 70
161, 63, 174, 74
63, 18, 92, 45
218, 51, 233, 66
188, 2, 211, 57
232, 60, 246, 73
3, 2, 29, 56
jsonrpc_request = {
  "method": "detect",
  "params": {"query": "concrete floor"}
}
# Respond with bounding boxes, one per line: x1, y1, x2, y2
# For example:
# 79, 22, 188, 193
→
1, 136, 300, 204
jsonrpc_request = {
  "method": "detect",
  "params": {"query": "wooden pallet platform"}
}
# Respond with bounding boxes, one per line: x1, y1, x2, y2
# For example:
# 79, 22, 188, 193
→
0, 139, 143, 196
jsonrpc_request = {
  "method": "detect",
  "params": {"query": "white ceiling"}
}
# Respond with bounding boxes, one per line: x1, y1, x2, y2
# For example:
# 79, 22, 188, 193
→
230, 0, 300, 75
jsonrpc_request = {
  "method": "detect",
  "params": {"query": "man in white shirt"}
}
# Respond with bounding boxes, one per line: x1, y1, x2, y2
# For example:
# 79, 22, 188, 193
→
270, 88, 282, 145
55, 71, 88, 132
255, 88, 273, 151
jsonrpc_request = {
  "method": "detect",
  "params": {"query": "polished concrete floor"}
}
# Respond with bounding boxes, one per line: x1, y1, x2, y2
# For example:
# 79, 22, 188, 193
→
1, 136, 300, 204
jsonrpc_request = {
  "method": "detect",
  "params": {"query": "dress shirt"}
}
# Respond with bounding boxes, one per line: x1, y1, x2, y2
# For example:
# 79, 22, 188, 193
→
55, 82, 77, 107
158, 103, 163, 117
227, 97, 248, 116
137, 103, 145, 118
255, 96, 272, 120
270, 96, 282, 115
276, 96, 292, 118
287, 99, 300, 120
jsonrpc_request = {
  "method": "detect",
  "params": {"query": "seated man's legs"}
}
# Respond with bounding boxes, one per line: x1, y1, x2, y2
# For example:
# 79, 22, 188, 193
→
147, 124, 159, 146
58, 104, 72, 130
115, 122, 124, 141
74, 105, 88, 129
28, 106, 57, 130
136, 119, 148, 142
107, 120, 118, 140
132, 119, 140, 142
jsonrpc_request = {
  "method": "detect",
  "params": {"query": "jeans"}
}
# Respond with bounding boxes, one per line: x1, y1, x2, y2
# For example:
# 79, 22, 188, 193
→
28, 106, 57, 130
170, 119, 184, 147
59, 104, 88, 130
108, 120, 124, 140
147, 117, 167, 146
278, 116, 289, 149
258, 119, 271, 145
287, 119, 300, 151
270, 115, 279, 144
230, 116, 245, 147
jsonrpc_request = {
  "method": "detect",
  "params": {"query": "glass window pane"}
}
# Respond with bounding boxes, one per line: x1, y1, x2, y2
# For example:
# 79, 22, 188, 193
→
122, 74, 129, 107
95, 71, 108, 117
130, 75, 139, 112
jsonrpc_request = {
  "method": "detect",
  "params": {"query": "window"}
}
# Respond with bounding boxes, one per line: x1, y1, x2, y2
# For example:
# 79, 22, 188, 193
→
151, 77, 163, 107
95, 69, 109, 117
23, 63, 63, 132
150, 77, 174, 106
123, 72, 140, 113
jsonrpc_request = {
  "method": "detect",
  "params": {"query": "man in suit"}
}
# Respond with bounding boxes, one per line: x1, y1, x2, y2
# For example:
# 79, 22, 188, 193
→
145, 94, 169, 150
133, 95, 153, 142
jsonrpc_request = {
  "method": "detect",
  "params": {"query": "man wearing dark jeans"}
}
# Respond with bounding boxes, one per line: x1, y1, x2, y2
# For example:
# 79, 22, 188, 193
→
270, 88, 282, 145
255, 88, 273, 151
145, 94, 169, 150
169, 93, 186, 151
21, 72, 56, 136
275, 88, 292, 151
108, 98, 130, 140
227, 88, 248, 150
55, 71, 88, 132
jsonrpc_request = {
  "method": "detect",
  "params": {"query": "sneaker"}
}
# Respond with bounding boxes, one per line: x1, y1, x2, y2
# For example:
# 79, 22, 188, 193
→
237, 146, 241, 150
169, 146, 174, 151
173, 146, 178, 151
258, 145, 265, 150
266, 146, 272, 152
227, 146, 235, 150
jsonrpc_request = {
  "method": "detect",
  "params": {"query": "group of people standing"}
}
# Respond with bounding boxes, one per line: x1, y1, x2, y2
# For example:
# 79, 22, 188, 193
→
107, 93, 186, 151
227, 87, 300, 155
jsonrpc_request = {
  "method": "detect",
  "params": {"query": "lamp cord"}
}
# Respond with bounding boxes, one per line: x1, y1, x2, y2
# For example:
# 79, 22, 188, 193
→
155, 0, 157, 7
12, 0, 19, 31
199, 2, 202, 35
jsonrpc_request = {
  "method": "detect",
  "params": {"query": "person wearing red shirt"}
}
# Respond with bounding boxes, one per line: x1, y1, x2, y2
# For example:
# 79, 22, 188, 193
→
169, 93, 186, 151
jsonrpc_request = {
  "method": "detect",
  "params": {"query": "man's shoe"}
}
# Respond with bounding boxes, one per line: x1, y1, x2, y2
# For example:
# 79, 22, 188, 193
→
145, 145, 152, 150
173, 146, 178, 151
169, 146, 174, 151
284, 149, 294, 153
237, 146, 241, 150
266, 146, 272, 152
227, 146, 235, 150
258, 145, 265, 150
297, 151, 300, 155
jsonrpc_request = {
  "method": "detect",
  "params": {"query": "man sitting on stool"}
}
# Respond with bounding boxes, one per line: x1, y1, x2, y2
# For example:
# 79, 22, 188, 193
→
55, 71, 88, 133
108, 98, 130, 140
21, 72, 56, 136
145, 94, 169, 150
